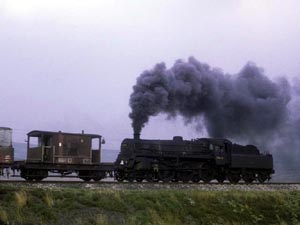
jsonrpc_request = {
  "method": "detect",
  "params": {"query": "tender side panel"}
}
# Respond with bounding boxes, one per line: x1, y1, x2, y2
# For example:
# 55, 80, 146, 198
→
230, 154, 273, 169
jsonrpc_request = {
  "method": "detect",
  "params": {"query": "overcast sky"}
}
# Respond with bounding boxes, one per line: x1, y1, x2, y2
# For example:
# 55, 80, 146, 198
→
0, 0, 300, 149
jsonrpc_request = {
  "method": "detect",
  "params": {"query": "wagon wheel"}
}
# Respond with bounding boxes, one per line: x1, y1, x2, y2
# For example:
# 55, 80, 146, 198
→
202, 175, 212, 183
216, 170, 226, 183
171, 179, 178, 183
93, 177, 102, 182
257, 172, 269, 183
191, 175, 200, 183
243, 177, 254, 184
178, 171, 193, 183
34, 177, 44, 182
145, 173, 154, 182
115, 171, 125, 182
25, 177, 34, 182
242, 172, 255, 184
152, 178, 159, 182
227, 172, 240, 184
80, 177, 90, 182
144, 171, 158, 182
127, 176, 135, 182
159, 171, 174, 183
93, 172, 105, 182
116, 177, 124, 182
135, 171, 147, 182
201, 164, 214, 183
78, 171, 92, 182
216, 175, 225, 184
217, 178, 224, 183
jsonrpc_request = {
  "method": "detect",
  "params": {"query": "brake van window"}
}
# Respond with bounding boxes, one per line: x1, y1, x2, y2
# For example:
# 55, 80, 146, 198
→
92, 138, 99, 150
29, 137, 40, 148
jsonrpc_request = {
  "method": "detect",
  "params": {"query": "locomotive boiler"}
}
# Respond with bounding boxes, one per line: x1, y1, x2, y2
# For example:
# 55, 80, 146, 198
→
115, 134, 274, 183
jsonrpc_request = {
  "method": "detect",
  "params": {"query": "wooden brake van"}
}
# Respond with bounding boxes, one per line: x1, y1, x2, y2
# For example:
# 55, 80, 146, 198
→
14, 130, 113, 181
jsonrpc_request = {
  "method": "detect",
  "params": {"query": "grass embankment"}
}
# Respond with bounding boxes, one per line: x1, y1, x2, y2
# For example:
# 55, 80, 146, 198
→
0, 185, 300, 225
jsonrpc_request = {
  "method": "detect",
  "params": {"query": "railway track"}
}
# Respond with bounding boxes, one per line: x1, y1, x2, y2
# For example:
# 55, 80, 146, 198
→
0, 179, 300, 185
2, 179, 300, 191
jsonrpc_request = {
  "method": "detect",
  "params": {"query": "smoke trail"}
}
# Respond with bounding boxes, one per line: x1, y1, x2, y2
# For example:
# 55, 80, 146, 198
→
129, 57, 291, 140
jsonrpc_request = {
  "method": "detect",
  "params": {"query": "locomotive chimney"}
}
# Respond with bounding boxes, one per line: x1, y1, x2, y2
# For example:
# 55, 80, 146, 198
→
134, 133, 140, 140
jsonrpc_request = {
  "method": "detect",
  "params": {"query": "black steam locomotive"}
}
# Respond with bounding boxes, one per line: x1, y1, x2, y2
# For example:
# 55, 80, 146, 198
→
114, 134, 274, 184
0, 129, 274, 183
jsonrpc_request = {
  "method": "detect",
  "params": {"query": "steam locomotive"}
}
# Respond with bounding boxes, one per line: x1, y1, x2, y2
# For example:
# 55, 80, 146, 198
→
114, 133, 274, 184
0, 128, 274, 183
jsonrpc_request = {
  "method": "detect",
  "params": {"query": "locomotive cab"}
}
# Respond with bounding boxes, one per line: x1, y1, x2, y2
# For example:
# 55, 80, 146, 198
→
196, 138, 231, 165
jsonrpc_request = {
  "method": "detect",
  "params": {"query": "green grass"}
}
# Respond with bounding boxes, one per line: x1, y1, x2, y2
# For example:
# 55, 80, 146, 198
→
0, 185, 300, 225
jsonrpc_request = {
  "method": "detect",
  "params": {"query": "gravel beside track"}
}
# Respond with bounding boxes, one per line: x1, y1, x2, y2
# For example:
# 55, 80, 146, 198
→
1, 180, 300, 191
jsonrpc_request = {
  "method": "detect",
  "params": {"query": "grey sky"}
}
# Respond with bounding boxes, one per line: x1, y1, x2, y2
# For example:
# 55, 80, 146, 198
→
0, 0, 300, 149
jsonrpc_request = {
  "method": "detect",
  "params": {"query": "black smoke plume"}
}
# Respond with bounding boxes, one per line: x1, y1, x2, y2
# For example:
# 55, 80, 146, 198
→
129, 57, 291, 141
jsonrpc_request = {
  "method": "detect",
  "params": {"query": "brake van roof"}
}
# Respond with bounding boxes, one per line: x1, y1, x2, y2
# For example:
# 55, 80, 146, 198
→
27, 130, 101, 138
